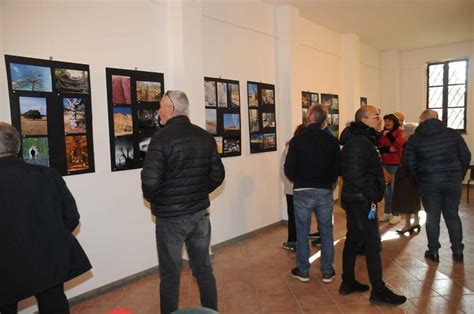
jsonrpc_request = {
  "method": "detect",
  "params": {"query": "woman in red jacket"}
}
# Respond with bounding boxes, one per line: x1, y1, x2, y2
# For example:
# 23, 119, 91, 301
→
378, 114, 405, 224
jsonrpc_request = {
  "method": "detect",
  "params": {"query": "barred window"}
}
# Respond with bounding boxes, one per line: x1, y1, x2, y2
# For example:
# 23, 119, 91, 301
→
427, 59, 468, 132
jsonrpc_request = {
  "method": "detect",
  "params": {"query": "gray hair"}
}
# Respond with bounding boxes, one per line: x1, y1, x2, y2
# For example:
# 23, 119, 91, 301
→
166, 90, 189, 116
402, 122, 418, 136
0, 122, 21, 156
419, 109, 438, 122
306, 104, 327, 125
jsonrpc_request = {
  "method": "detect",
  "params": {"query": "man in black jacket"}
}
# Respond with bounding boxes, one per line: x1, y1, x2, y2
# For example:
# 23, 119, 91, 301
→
0, 122, 91, 313
141, 90, 225, 314
340, 106, 406, 305
284, 104, 340, 283
405, 109, 470, 263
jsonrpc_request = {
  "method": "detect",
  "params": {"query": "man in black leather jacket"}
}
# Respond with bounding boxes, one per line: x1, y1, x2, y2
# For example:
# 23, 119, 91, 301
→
141, 90, 225, 314
339, 105, 406, 306
405, 109, 470, 263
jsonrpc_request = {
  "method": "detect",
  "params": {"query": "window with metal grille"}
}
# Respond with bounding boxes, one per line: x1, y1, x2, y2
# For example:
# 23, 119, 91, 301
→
427, 59, 469, 132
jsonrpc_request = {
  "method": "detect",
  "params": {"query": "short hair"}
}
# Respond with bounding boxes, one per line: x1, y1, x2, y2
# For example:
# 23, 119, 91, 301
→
383, 113, 401, 130
0, 122, 21, 155
420, 109, 438, 121
355, 106, 370, 122
306, 104, 327, 125
166, 90, 189, 116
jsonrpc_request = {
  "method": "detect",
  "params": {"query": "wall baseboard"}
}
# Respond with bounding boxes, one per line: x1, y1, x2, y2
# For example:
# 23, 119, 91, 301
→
68, 220, 286, 306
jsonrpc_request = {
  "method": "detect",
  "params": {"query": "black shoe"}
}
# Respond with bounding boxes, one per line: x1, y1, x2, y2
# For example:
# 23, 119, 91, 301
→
308, 232, 321, 240
339, 280, 370, 295
291, 267, 309, 282
311, 238, 321, 246
424, 250, 440, 262
322, 271, 336, 283
453, 252, 464, 263
282, 241, 296, 251
370, 287, 407, 306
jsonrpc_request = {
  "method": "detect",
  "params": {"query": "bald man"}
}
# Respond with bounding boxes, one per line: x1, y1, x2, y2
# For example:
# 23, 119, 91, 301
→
405, 109, 470, 263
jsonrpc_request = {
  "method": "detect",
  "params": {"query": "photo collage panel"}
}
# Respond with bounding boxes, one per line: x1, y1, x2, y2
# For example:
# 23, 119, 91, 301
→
301, 91, 320, 123
6, 55, 95, 175
321, 93, 340, 137
106, 68, 164, 171
247, 81, 277, 154
204, 77, 241, 157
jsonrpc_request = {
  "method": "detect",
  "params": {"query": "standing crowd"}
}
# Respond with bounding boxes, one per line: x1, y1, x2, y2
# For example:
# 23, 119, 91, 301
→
0, 91, 470, 313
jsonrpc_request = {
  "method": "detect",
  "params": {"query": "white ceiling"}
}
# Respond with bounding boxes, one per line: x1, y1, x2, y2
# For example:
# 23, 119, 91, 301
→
264, 0, 474, 51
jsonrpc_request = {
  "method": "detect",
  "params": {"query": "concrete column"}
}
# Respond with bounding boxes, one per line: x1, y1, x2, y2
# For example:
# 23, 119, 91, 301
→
341, 33, 360, 127
381, 50, 401, 114
163, 0, 205, 127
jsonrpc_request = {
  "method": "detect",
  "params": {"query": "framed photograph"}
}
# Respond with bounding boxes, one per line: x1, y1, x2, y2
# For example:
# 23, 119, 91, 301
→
321, 93, 332, 109
112, 75, 132, 105
247, 81, 277, 153
6, 55, 95, 176
360, 97, 368, 107
19, 96, 47, 136
55, 68, 89, 94
311, 93, 319, 105
10, 63, 52, 92
301, 91, 320, 123
302, 92, 311, 108
320, 93, 340, 137
204, 77, 241, 158
106, 68, 164, 171
22, 137, 49, 167
63, 98, 86, 134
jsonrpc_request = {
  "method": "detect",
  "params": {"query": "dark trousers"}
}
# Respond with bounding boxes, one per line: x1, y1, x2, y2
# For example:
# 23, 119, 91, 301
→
420, 182, 463, 253
286, 194, 296, 242
156, 210, 217, 314
0, 284, 69, 314
342, 201, 385, 291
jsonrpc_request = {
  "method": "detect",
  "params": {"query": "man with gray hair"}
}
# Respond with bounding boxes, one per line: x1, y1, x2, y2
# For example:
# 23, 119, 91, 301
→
0, 122, 91, 313
285, 104, 340, 283
405, 109, 470, 263
141, 90, 225, 313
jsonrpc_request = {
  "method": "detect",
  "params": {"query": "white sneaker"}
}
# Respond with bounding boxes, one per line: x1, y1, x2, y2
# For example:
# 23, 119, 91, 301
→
389, 215, 401, 225
379, 214, 392, 222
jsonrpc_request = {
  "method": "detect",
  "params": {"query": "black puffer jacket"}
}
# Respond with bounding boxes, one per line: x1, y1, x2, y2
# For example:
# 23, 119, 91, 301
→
340, 122, 385, 205
141, 116, 225, 218
405, 119, 470, 184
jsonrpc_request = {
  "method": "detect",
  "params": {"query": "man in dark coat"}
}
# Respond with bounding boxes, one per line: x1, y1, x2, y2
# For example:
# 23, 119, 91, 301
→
141, 90, 225, 314
339, 106, 406, 306
0, 122, 91, 313
405, 109, 471, 263
284, 104, 340, 283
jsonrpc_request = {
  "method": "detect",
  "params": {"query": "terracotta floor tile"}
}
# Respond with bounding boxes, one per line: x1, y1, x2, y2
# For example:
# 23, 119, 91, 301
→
82, 287, 125, 306
294, 290, 336, 308
78, 304, 117, 314
339, 302, 382, 313
326, 287, 370, 304
259, 292, 299, 311
302, 305, 342, 313
409, 295, 463, 313
430, 278, 474, 296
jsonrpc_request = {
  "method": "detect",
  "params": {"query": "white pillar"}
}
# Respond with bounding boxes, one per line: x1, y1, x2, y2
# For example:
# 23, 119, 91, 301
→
341, 33, 360, 127
381, 50, 401, 115
0, 0, 9, 121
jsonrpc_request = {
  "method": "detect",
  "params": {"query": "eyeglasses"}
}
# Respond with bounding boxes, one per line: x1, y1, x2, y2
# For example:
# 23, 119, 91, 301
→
364, 114, 380, 120
165, 91, 175, 111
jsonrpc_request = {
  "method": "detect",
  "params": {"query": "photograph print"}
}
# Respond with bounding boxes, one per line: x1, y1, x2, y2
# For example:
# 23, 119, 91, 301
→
263, 133, 276, 150
311, 93, 319, 105
115, 135, 134, 170
321, 93, 332, 109
248, 83, 258, 108
360, 97, 368, 107
137, 108, 160, 129
250, 133, 264, 152
262, 112, 276, 128
137, 81, 162, 102
19, 96, 48, 136
302, 92, 311, 108
113, 107, 133, 136
112, 75, 132, 105
138, 136, 151, 159
249, 109, 259, 133
223, 113, 240, 132
261, 88, 274, 105
10, 63, 52, 92
204, 80, 217, 107
55, 68, 89, 94
223, 137, 240, 154
214, 137, 223, 154
206, 109, 217, 135
22, 137, 49, 167
331, 95, 339, 110
229, 83, 240, 108
217, 82, 228, 108
63, 98, 86, 134
65, 135, 89, 172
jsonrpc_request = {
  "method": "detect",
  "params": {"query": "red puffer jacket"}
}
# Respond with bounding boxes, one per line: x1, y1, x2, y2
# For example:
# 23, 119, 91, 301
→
378, 127, 404, 165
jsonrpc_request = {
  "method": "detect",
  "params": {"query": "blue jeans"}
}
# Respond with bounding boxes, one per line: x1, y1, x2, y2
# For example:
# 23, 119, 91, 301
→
420, 182, 463, 254
155, 210, 217, 314
293, 189, 334, 275
383, 165, 399, 214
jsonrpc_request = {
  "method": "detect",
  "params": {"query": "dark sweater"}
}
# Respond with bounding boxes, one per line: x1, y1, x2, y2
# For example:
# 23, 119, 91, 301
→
284, 123, 340, 190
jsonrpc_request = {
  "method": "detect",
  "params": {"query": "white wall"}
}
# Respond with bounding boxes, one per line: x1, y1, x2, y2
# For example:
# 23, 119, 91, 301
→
360, 43, 381, 108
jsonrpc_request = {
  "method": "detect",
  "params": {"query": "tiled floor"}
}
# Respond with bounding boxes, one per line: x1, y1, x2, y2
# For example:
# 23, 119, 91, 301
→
70, 190, 474, 313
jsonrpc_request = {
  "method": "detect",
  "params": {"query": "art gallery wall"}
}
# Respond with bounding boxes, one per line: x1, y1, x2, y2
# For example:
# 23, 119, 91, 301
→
380, 41, 474, 151
360, 43, 382, 109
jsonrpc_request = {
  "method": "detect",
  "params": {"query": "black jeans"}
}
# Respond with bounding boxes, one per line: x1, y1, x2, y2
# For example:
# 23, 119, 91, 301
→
156, 210, 217, 314
286, 194, 296, 242
0, 284, 69, 314
420, 182, 463, 254
342, 201, 385, 291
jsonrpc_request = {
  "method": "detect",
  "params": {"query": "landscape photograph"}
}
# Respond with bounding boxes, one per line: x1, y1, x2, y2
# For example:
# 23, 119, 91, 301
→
63, 98, 86, 134
204, 80, 217, 107
261, 89, 274, 105
10, 63, 52, 92
115, 135, 134, 170
248, 83, 258, 107
112, 75, 132, 105
65, 135, 89, 172
229, 83, 240, 108
217, 82, 228, 108
19, 96, 48, 136
206, 109, 217, 135
55, 68, 89, 94
137, 81, 162, 102
114, 107, 133, 136
223, 113, 240, 131
22, 137, 49, 166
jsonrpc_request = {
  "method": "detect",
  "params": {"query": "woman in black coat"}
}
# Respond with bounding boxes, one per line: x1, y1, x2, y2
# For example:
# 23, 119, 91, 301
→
0, 122, 91, 313
392, 123, 422, 234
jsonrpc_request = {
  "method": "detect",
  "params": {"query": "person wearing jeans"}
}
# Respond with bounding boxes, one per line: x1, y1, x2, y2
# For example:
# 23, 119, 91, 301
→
284, 104, 340, 283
